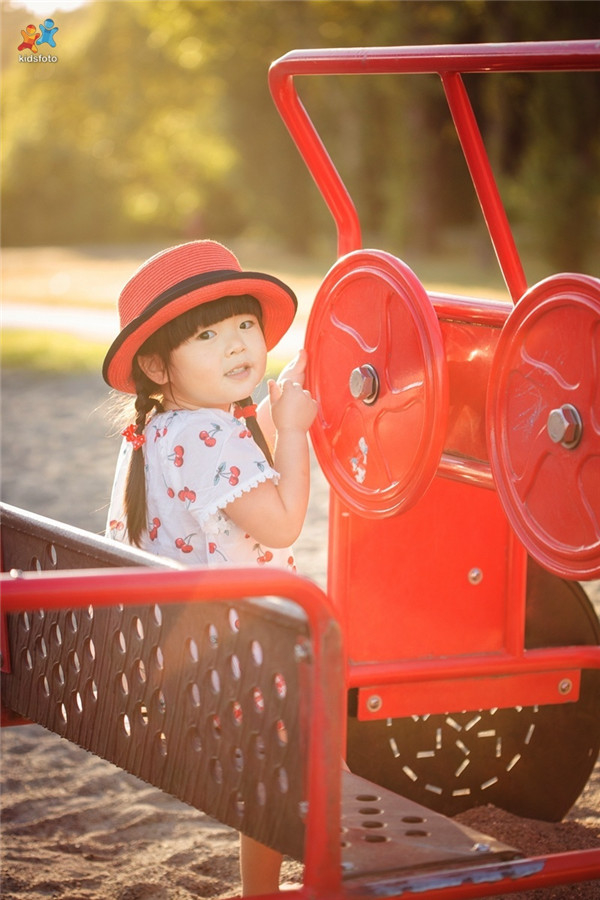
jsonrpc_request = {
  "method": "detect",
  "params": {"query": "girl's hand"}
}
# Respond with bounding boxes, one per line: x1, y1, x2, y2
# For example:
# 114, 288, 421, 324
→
268, 377, 317, 434
227, 376, 316, 548
276, 349, 308, 388
255, 349, 312, 446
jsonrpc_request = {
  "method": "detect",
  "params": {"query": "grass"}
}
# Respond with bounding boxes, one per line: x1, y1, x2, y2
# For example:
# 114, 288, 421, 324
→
1, 329, 290, 379
2, 233, 531, 376
2, 330, 108, 374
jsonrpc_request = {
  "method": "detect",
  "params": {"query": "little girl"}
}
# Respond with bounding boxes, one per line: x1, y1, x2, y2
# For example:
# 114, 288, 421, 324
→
103, 239, 317, 894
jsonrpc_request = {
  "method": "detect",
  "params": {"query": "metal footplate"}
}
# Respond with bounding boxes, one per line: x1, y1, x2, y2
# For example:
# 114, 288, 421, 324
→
341, 771, 520, 887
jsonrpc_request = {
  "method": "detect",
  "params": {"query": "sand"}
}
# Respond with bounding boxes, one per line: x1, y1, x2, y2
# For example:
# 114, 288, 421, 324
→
1, 369, 599, 898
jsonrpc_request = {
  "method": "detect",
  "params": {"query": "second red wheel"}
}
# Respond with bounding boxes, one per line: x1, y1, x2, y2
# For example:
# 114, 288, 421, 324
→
487, 273, 600, 579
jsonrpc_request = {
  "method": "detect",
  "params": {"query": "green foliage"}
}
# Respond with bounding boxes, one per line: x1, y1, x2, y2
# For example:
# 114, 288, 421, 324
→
2, 0, 598, 273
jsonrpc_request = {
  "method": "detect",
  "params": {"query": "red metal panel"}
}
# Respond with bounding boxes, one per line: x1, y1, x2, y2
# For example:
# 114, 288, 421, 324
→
329, 478, 522, 664
356, 669, 581, 720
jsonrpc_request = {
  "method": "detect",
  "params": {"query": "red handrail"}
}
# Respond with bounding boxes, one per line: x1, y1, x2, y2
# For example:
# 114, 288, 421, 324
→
269, 40, 600, 300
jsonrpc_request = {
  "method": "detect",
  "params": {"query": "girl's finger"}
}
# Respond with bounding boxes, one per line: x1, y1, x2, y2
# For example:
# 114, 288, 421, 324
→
268, 378, 282, 403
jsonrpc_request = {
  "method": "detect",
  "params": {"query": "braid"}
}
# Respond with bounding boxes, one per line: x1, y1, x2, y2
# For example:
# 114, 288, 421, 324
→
236, 395, 274, 468
124, 367, 164, 547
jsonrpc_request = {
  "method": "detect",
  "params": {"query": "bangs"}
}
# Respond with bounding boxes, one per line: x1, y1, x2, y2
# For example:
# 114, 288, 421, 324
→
140, 295, 264, 358
183, 295, 263, 333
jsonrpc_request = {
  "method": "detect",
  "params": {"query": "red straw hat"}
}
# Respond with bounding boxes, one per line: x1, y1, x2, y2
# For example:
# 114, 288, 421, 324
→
103, 240, 298, 393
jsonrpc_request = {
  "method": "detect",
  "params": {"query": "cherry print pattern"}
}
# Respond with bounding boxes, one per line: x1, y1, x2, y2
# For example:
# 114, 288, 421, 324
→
199, 423, 222, 447
214, 463, 242, 487
151, 411, 179, 443
254, 543, 274, 565
109, 519, 125, 541
169, 445, 184, 467
208, 542, 227, 561
178, 486, 197, 507
148, 517, 161, 541
152, 425, 168, 442
175, 534, 195, 554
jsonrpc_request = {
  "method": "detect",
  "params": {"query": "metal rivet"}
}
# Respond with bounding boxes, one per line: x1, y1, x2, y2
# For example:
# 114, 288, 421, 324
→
367, 694, 383, 713
468, 568, 483, 585
349, 365, 379, 405
559, 678, 573, 695
547, 404, 582, 449
473, 842, 491, 853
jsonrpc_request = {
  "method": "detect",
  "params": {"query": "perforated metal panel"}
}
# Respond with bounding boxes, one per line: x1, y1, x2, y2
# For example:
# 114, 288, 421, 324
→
2, 594, 310, 859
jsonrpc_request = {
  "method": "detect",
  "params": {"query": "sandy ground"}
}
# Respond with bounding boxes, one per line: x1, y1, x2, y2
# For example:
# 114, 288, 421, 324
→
1, 366, 599, 898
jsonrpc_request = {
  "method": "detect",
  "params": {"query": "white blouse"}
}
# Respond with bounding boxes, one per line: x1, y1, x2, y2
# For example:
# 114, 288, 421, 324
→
107, 407, 295, 570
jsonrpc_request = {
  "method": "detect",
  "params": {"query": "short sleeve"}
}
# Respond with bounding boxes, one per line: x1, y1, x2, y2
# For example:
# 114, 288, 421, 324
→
148, 409, 278, 534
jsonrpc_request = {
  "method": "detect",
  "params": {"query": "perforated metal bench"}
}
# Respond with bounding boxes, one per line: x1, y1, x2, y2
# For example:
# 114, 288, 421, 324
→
2, 502, 599, 898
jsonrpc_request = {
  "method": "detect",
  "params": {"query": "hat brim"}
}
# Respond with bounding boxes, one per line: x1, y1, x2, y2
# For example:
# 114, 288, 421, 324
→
103, 270, 297, 393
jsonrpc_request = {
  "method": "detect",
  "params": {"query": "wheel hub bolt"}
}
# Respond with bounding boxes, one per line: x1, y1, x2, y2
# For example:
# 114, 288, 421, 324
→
349, 365, 379, 405
547, 404, 582, 449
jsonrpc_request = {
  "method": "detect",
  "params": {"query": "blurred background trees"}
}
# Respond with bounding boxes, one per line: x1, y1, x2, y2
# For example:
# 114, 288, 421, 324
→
2, 0, 598, 275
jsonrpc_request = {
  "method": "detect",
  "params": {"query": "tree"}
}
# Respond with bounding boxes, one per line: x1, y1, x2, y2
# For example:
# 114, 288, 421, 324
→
2, 0, 597, 274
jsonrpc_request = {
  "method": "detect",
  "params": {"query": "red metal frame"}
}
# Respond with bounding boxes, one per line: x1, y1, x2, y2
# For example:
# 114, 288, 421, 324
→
269, 41, 600, 721
268, 40, 599, 301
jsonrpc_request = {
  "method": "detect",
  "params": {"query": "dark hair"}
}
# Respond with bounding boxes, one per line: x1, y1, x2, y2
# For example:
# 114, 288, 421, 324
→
124, 295, 273, 546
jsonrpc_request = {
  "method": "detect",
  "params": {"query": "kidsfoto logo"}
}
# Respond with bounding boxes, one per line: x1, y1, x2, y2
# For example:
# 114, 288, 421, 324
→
18, 18, 59, 63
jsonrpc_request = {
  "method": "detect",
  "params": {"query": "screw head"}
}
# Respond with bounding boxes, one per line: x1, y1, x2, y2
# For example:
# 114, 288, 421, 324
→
468, 567, 483, 585
547, 404, 582, 449
349, 365, 379, 404
559, 678, 573, 695
366, 694, 383, 713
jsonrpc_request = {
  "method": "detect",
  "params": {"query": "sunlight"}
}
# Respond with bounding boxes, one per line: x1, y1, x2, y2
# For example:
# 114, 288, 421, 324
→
7, 0, 91, 16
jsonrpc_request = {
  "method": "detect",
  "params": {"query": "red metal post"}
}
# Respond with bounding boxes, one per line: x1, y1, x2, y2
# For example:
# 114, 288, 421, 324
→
440, 72, 527, 303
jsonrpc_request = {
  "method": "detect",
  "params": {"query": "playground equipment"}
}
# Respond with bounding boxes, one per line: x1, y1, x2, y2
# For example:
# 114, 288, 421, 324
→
268, 38, 600, 823
2, 40, 600, 898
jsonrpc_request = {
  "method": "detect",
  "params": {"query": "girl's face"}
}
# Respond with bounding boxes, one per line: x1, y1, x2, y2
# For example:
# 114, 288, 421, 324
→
140, 313, 267, 411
